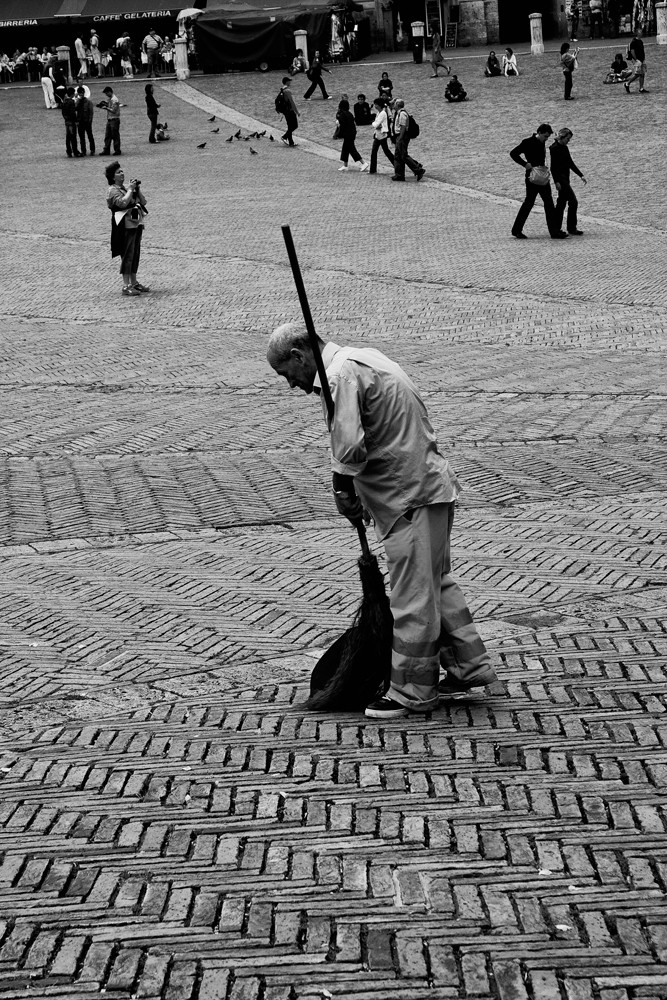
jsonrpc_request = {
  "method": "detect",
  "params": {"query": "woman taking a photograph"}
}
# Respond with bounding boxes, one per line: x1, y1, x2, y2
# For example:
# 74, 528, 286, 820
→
105, 161, 149, 296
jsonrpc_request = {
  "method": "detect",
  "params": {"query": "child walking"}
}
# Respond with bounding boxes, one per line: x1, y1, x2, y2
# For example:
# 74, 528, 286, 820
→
335, 98, 368, 171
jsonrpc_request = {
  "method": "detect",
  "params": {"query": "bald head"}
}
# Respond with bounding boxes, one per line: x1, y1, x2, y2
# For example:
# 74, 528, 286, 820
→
267, 321, 323, 394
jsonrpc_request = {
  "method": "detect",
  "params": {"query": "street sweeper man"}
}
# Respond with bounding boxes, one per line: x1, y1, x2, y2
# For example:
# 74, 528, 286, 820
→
267, 322, 497, 719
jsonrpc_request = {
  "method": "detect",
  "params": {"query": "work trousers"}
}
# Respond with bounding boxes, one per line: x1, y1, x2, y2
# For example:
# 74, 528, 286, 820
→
384, 502, 490, 711
369, 136, 394, 172
78, 121, 95, 154
103, 119, 121, 154
120, 225, 143, 276
555, 182, 578, 233
65, 121, 79, 156
41, 76, 57, 108
512, 179, 557, 236
393, 136, 422, 179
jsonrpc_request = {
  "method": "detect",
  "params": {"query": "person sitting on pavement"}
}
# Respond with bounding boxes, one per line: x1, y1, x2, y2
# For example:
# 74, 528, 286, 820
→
266, 323, 498, 719
445, 75, 467, 102
353, 93, 373, 126
502, 46, 519, 76
484, 51, 501, 76
604, 52, 628, 83
377, 72, 393, 99
290, 48, 307, 75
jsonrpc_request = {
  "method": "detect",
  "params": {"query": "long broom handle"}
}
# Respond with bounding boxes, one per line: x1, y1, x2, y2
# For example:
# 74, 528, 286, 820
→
281, 225, 371, 561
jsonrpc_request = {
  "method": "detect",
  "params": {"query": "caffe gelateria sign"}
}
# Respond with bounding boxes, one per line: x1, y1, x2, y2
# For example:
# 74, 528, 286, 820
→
93, 8, 176, 19
0, 10, 176, 26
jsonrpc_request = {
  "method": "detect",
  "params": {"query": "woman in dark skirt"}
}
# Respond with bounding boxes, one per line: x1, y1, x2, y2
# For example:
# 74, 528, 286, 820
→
105, 160, 149, 296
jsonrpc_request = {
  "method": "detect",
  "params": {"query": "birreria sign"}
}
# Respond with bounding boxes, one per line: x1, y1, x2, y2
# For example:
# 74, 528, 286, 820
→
0, 18, 39, 25
93, 9, 174, 21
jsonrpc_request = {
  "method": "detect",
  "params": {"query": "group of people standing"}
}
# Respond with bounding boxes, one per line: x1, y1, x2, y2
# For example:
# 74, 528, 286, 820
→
55, 81, 166, 158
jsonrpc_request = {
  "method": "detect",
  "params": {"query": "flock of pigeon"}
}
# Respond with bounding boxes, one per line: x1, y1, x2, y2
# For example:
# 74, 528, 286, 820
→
196, 114, 276, 155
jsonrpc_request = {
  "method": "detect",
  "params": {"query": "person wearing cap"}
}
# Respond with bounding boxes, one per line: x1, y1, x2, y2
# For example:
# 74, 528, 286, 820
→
550, 128, 586, 236
97, 86, 121, 156
509, 123, 567, 239
266, 322, 497, 720
390, 99, 425, 182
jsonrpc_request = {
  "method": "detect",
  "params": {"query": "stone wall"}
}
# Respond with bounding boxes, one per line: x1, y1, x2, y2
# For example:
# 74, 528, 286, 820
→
457, 0, 489, 43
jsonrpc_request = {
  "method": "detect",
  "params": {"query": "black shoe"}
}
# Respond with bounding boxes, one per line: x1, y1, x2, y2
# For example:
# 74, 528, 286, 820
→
438, 668, 498, 696
512, 231, 528, 239
551, 231, 569, 239
391, 176, 405, 182
415, 168, 426, 181
568, 229, 584, 236
364, 697, 408, 719
624, 82, 630, 93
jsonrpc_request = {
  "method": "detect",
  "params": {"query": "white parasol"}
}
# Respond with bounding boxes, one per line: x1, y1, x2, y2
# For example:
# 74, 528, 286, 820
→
176, 7, 204, 19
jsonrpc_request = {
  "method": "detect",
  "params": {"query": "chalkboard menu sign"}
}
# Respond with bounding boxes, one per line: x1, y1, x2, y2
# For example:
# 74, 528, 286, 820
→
445, 22, 458, 46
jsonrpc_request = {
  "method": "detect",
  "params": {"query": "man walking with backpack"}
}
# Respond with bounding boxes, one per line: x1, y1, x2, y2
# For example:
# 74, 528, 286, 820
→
277, 77, 299, 147
391, 99, 425, 182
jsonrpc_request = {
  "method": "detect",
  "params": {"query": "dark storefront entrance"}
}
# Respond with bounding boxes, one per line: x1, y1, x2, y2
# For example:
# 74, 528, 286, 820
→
498, 0, 558, 42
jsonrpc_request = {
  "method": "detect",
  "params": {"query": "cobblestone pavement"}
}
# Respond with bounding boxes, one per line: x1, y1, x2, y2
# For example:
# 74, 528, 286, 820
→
0, 40, 666, 1000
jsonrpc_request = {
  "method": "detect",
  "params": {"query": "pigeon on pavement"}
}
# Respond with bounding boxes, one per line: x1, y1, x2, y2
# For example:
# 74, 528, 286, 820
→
211, 127, 219, 133
250, 146, 258, 155
226, 135, 234, 142
197, 142, 206, 149
208, 115, 216, 122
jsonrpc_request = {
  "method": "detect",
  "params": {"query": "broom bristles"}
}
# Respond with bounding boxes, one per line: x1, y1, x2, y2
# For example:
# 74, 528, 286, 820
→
306, 553, 392, 711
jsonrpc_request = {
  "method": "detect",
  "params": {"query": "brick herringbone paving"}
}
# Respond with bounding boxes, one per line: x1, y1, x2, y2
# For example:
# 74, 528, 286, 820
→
0, 40, 666, 1000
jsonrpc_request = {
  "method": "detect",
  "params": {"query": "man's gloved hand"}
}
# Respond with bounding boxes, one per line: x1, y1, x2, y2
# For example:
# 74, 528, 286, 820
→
332, 473, 364, 524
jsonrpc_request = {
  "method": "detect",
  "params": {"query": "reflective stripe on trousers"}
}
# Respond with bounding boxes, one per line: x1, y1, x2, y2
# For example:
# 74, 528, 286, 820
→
383, 502, 490, 710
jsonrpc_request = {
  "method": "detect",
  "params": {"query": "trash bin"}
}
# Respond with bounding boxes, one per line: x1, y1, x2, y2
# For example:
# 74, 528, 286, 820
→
411, 20, 424, 62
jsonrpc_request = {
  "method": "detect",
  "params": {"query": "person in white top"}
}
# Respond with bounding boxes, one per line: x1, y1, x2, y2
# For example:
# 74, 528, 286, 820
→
368, 96, 395, 174
74, 36, 87, 79
267, 323, 497, 719
502, 46, 519, 76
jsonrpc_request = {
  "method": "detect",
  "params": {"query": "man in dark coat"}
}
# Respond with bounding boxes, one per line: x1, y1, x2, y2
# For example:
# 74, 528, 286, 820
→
550, 127, 586, 236
509, 123, 567, 239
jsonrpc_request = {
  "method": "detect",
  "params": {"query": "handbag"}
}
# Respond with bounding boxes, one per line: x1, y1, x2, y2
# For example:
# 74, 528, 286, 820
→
529, 165, 550, 186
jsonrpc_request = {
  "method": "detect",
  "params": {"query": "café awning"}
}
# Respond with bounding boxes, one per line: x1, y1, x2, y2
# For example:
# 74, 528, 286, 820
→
0, 0, 64, 25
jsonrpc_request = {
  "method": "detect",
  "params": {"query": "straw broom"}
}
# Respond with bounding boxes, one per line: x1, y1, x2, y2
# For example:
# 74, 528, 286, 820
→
281, 226, 392, 711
